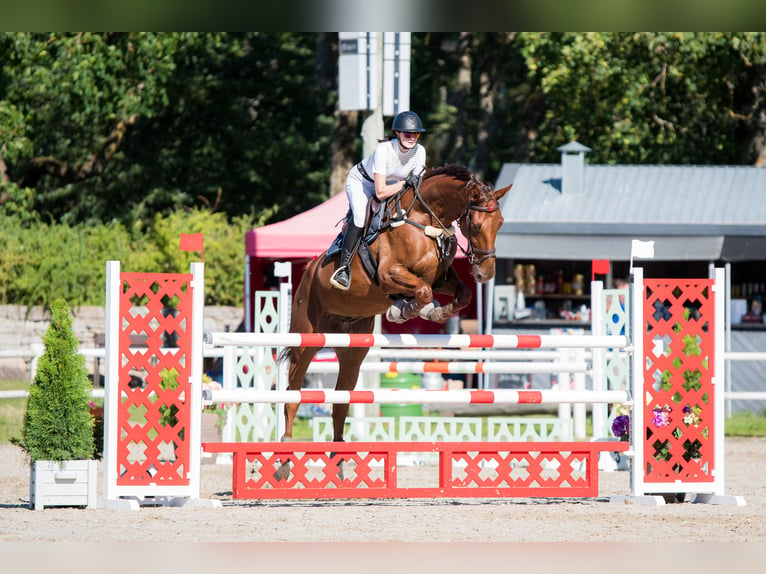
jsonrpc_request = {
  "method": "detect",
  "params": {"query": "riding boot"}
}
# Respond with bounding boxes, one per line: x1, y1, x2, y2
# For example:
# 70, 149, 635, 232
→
329, 223, 364, 290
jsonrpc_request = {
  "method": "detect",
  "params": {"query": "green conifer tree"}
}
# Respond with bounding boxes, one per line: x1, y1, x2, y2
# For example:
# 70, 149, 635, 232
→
16, 299, 95, 461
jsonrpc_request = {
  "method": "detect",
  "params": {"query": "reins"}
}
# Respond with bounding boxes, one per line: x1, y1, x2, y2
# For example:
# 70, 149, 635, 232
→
381, 172, 498, 267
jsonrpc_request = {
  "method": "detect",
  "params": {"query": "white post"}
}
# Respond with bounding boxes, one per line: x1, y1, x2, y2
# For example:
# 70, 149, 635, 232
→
188, 262, 205, 497
274, 261, 292, 440
481, 277, 495, 389
724, 262, 732, 418
572, 347, 586, 439
217, 345, 236, 464
557, 348, 571, 423
244, 255, 252, 332
629, 267, 644, 497
102, 261, 121, 501
361, 33, 383, 157
590, 280, 606, 439
713, 267, 726, 496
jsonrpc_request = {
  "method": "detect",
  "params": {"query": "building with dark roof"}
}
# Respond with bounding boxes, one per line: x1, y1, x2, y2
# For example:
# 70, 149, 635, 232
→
490, 143, 766, 414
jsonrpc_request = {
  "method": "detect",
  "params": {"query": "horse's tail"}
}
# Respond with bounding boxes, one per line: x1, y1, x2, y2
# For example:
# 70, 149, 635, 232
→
277, 346, 291, 365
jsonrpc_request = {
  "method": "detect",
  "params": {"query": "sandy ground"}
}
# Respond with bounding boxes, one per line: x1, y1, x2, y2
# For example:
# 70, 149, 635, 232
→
1, 440, 764, 574
1, 439, 764, 545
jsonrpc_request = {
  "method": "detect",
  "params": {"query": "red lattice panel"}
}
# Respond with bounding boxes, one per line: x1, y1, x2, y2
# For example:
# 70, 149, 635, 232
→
203, 441, 628, 499
642, 279, 716, 484
117, 272, 194, 486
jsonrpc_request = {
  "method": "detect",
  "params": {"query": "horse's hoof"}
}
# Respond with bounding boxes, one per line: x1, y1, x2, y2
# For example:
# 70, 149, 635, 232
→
333, 459, 345, 481
280, 435, 293, 442
273, 461, 291, 482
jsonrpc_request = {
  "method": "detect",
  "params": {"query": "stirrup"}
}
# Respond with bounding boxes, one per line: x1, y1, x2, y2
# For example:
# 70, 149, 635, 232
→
329, 266, 351, 290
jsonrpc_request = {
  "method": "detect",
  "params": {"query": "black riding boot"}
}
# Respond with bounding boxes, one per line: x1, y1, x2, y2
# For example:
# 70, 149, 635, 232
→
330, 223, 364, 291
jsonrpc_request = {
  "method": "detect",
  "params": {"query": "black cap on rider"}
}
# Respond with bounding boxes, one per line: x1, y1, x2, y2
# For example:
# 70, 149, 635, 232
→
392, 111, 426, 133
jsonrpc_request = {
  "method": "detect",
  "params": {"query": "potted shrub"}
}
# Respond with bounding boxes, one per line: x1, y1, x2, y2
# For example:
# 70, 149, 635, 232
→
12, 298, 98, 509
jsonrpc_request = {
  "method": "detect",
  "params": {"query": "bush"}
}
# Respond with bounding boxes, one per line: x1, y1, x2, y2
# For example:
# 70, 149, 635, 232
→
0, 209, 253, 308
12, 299, 95, 461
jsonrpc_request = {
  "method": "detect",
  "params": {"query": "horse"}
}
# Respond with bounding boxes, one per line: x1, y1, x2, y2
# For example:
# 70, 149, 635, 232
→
281, 164, 511, 446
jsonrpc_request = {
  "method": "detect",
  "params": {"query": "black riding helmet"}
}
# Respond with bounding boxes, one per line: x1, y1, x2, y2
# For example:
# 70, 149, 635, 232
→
392, 111, 426, 133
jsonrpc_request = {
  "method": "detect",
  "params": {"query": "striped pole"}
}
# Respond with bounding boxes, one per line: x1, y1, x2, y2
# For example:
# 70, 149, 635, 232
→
204, 332, 627, 350
367, 349, 583, 360
204, 388, 631, 405
306, 361, 590, 374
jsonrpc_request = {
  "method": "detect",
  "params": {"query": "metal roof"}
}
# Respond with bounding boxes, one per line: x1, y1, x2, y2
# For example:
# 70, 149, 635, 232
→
494, 160, 766, 261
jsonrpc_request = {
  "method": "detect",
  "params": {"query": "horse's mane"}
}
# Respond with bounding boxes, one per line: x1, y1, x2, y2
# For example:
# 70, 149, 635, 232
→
423, 164, 473, 183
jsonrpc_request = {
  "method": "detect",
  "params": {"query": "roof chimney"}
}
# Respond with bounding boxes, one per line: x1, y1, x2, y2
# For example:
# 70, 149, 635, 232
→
557, 141, 591, 194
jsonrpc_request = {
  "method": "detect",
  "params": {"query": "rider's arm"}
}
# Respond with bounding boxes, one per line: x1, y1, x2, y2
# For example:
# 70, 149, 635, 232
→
374, 173, 406, 200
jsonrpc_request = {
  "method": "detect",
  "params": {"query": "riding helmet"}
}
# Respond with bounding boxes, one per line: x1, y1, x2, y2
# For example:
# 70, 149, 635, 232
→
392, 111, 426, 133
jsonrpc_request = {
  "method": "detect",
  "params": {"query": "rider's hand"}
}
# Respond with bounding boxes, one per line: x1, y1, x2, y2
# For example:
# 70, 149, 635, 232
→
404, 173, 421, 189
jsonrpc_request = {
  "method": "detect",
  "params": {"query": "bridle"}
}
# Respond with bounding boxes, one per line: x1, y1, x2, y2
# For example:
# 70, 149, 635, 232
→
457, 180, 499, 265
385, 174, 499, 266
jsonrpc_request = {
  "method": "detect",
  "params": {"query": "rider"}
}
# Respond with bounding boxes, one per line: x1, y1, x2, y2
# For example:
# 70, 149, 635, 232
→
329, 110, 428, 290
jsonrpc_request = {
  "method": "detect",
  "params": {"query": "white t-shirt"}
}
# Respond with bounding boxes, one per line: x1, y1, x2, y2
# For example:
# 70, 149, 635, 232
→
345, 138, 427, 226
362, 139, 426, 185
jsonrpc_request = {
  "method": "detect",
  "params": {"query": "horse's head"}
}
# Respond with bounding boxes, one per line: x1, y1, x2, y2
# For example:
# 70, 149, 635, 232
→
459, 177, 511, 283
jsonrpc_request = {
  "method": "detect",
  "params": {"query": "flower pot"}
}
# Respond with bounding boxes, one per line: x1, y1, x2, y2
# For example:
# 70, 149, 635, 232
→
30, 459, 98, 510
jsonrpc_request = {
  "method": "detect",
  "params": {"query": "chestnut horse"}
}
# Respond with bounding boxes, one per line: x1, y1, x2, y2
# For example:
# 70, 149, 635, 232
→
281, 164, 510, 444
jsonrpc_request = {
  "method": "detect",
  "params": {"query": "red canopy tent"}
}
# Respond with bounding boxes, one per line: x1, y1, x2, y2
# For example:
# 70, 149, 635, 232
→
244, 193, 478, 333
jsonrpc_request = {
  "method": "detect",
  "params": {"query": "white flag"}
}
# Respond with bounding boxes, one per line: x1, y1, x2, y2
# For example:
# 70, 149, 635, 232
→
631, 239, 655, 259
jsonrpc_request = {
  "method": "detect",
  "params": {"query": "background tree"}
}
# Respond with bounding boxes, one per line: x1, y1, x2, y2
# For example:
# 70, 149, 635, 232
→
516, 32, 766, 164
0, 32, 336, 226
2, 32, 766, 308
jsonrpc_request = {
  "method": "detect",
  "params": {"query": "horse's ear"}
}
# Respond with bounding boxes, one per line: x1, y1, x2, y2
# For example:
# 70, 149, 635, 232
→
494, 184, 512, 200
470, 183, 484, 203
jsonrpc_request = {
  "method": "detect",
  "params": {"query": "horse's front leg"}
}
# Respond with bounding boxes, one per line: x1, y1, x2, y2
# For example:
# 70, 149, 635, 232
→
429, 265, 473, 323
281, 347, 317, 441
274, 347, 316, 482
329, 345, 371, 481
382, 265, 435, 322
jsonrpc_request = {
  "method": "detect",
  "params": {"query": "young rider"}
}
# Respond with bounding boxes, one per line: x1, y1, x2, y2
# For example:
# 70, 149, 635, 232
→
329, 110, 427, 290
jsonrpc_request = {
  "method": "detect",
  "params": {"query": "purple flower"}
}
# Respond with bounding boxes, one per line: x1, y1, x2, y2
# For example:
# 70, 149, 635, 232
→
611, 414, 630, 439
683, 405, 691, 414
652, 406, 671, 428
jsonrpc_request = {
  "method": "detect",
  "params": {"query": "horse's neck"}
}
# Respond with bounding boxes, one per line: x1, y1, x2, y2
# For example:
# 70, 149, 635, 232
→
414, 181, 468, 223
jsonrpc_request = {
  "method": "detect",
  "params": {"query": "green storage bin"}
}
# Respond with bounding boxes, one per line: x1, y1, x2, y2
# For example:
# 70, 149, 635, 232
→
379, 372, 422, 417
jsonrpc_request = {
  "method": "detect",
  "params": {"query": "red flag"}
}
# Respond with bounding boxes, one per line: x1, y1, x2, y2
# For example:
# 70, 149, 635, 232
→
591, 259, 610, 280
180, 233, 204, 262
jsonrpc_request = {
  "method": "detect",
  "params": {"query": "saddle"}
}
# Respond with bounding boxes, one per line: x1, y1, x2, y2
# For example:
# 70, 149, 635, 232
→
325, 198, 386, 282
325, 190, 457, 286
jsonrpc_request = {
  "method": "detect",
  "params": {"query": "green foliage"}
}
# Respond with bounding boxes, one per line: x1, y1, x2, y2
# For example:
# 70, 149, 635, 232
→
13, 299, 95, 461
0, 209, 253, 308
0, 217, 132, 308
0, 32, 335, 227
517, 32, 766, 164
127, 208, 256, 306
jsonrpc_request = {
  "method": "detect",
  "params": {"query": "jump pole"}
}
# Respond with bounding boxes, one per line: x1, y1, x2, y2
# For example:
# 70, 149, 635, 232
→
204, 331, 627, 350
204, 388, 630, 405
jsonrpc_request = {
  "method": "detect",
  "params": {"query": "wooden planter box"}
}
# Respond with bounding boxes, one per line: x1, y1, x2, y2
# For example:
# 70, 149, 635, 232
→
30, 459, 97, 510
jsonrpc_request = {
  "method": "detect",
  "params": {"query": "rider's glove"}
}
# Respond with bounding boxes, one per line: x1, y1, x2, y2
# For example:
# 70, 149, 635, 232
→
404, 173, 421, 189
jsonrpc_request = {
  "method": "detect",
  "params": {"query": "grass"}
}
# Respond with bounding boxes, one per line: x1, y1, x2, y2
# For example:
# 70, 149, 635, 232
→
2, 378, 766, 443
725, 410, 766, 436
